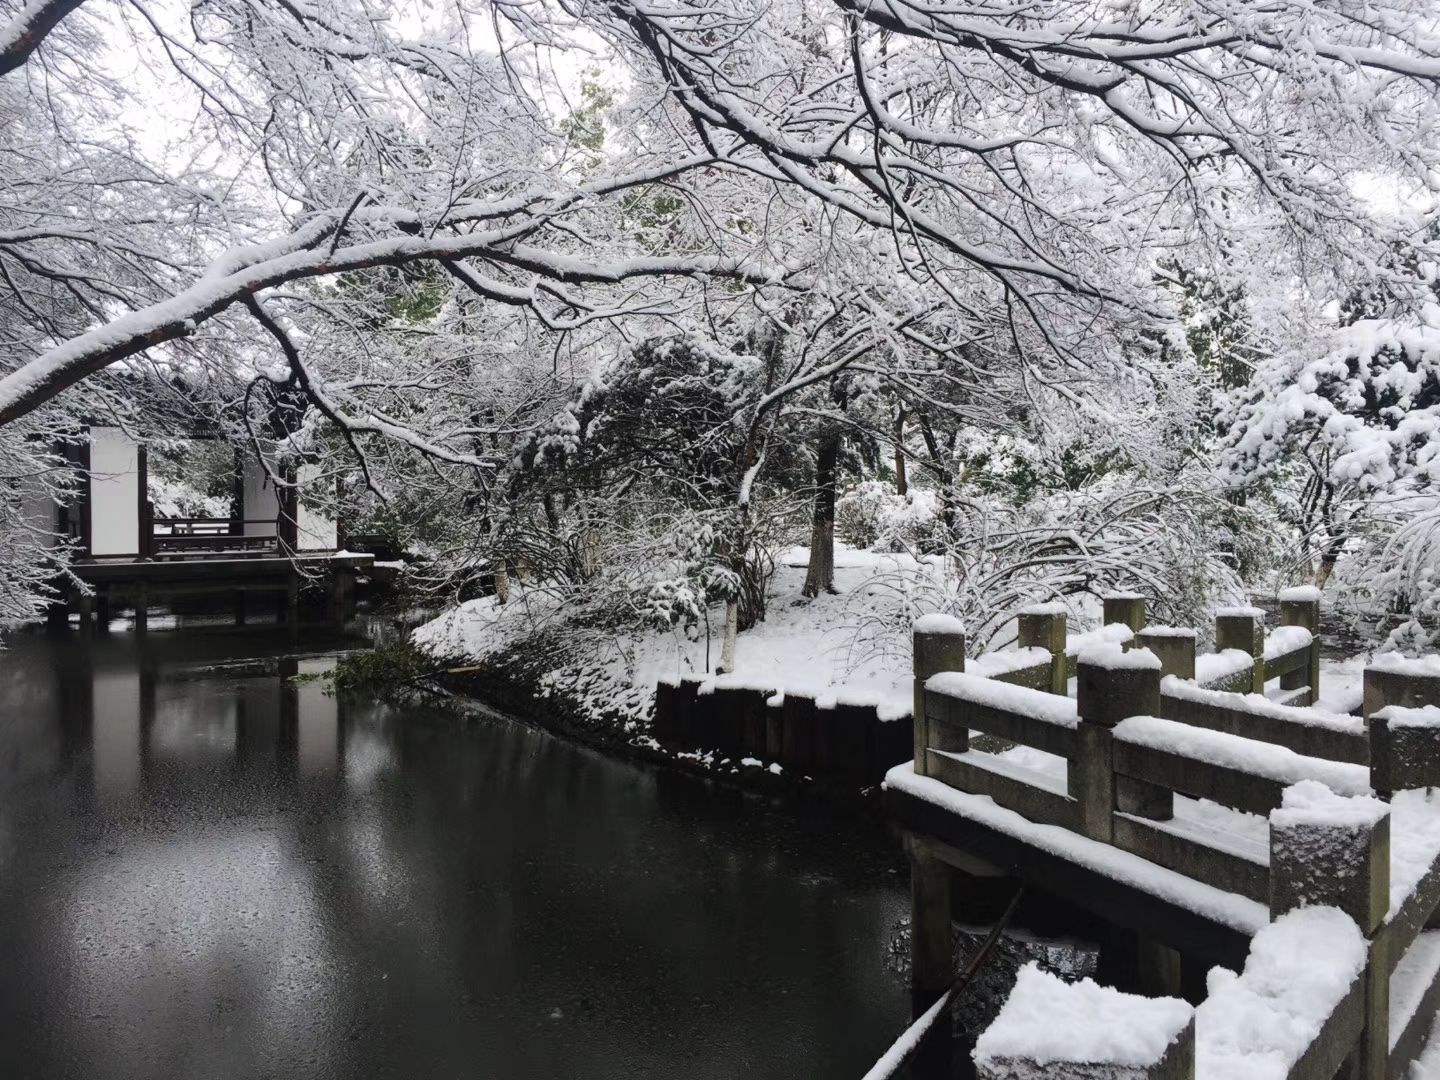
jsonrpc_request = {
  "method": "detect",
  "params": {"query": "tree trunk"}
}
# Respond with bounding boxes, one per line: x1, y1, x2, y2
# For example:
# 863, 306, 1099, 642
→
718, 597, 739, 673
1315, 532, 1345, 589
915, 413, 957, 541
803, 431, 841, 598
893, 409, 908, 496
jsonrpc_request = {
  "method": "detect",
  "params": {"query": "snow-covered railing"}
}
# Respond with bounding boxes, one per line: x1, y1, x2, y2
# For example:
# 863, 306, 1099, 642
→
913, 620, 1440, 908
920, 669, 1081, 829
903, 599, 1440, 1080
1015, 591, 1323, 704
1172, 594, 1321, 701
967, 592, 1383, 771
973, 962, 1195, 1079
910, 593, 1440, 898
1157, 678, 1368, 766
970, 786, 1404, 1080
917, 636, 1363, 890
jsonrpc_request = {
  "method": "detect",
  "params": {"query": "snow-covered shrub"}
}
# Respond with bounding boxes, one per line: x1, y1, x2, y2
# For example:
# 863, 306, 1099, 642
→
842, 468, 1245, 664
146, 440, 235, 518
1325, 490, 1440, 651
147, 474, 231, 519
835, 481, 940, 551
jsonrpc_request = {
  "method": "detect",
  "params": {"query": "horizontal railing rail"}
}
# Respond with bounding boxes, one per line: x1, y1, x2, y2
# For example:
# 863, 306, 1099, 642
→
152, 516, 279, 530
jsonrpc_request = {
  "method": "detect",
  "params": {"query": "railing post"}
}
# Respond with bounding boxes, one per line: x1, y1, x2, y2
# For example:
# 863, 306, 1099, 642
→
1103, 592, 1148, 634
1073, 645, 1163, 840
1270, 782, 1390, 1080
1279, 586, 1322, 705
1368, 705, 1440, 800
1215, 606, 1265, 695
1018, 603, 1067, 695
912, 615, 966, 777
1137, 627, 1197, 681
1363, 656, 1440, 719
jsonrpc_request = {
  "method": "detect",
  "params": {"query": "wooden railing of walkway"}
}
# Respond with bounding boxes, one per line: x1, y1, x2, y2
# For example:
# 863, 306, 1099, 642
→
889, 591, 1440, 1080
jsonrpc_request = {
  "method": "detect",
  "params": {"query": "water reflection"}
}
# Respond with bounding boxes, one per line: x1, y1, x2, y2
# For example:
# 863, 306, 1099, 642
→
0, 628, 910, 1080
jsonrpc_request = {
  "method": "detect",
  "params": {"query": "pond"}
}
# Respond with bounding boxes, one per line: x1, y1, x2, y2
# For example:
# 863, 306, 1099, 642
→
0, 624, 913, 1079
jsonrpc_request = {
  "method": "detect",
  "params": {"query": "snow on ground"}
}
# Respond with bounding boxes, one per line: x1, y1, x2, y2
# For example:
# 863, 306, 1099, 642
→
1317, 653, 1369, 714
413, 546, 935, 736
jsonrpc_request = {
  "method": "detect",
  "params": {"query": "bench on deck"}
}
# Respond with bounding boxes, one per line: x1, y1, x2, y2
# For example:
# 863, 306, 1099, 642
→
150, 517, 282, 556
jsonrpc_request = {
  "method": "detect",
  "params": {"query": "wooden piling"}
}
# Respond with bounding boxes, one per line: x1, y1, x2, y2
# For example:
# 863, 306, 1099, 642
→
284, 573, 300, 639
75, 588, 93, 638
781, 693, 818, 774
690, 679, 717, 751
709, 686, 745, 758
740, 687, 769, 758
875, 713, 912, 781
653, 677, 682, 745
329, 566, 355, 625
765, 694, 784, 761
814, 701, 838, 775
833, 702, 875, 782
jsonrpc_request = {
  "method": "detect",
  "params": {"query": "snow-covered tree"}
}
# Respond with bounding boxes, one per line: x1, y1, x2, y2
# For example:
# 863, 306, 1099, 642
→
4, 0, 1440, 640
1222, 313, 1440, 603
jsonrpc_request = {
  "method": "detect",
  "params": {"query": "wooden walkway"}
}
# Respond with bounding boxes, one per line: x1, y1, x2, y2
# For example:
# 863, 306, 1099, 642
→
63, 551, 373, 635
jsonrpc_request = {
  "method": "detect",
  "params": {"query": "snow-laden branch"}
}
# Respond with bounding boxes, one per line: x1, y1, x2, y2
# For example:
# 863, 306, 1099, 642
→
0, 0, 86, 77
0, 214, 789, 425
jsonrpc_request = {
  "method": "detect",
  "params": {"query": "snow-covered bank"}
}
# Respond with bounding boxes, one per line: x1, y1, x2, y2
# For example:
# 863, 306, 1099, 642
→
413, 546, 930, 740
411, 544, 1397, 771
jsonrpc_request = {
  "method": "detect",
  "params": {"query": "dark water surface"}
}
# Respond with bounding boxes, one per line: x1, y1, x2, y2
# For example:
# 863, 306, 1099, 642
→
0, 627, 911, 1080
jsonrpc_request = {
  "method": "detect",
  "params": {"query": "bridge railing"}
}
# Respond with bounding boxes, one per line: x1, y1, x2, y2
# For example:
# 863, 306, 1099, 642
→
909, 594, 1440, 1080
975, 785, 1395, 1080
975, 789, 1383, 1079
